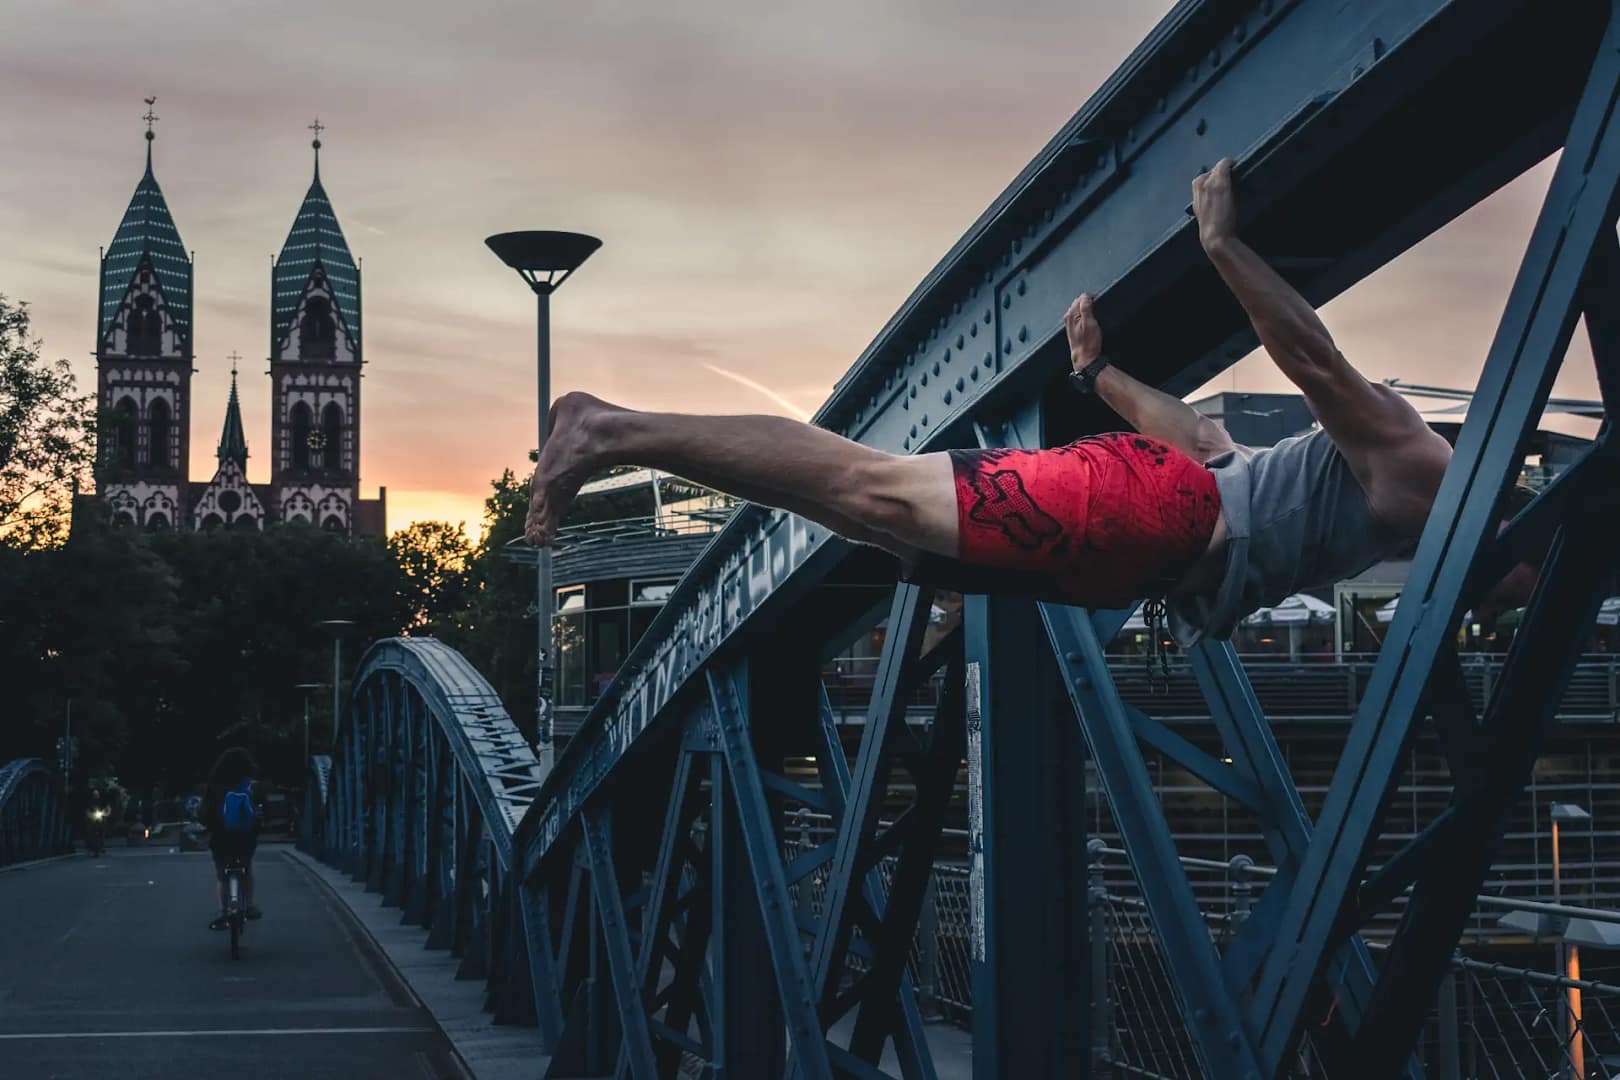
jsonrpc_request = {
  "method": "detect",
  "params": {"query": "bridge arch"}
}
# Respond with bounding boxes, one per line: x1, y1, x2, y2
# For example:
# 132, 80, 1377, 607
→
312, 637, 551, 1024
0, 759, 71, 868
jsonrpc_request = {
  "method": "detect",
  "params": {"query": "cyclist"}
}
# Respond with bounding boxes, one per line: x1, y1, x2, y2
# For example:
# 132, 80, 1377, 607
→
202, 747, 264, 930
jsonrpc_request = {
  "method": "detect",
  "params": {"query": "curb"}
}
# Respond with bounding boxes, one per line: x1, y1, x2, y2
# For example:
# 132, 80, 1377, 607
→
0, 853, 77, 876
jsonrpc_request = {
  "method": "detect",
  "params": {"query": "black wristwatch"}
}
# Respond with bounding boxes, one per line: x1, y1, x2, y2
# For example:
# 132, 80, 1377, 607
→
1068, 355, 1109, 395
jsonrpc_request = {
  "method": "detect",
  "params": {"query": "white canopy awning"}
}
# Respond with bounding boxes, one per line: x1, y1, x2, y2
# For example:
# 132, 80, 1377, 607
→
1243, 593, 1335, 627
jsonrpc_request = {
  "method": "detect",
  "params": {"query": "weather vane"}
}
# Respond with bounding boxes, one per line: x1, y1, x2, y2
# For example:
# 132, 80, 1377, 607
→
142, 96, 159, 141
308, 116, 325, 148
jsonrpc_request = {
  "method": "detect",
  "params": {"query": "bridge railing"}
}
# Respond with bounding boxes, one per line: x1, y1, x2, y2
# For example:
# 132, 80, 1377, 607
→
0, 758, 71, 868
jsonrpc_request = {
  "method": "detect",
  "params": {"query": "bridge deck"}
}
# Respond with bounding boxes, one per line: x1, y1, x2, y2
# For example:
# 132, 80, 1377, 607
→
0, 844, 462, 1079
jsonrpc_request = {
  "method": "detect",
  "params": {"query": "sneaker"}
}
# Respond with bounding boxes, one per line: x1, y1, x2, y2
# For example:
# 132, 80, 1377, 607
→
208, 915, 228, 931
245, 906, 263, 921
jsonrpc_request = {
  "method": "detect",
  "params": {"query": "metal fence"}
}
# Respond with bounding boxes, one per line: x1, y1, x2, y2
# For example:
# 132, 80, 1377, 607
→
781, 820, 1620, 1078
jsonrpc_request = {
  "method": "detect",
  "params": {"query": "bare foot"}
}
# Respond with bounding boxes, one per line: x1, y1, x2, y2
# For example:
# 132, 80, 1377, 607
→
526, 392, 613, 546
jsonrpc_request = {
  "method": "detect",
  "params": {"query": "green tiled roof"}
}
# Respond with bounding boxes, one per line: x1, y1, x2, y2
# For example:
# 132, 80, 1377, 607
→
272, 163, 360, 353
217, 367, 248, 467
101, 148, 190, 344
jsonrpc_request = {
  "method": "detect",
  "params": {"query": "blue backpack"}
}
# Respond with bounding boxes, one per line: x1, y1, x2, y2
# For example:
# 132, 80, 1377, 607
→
221, 780, 257, 833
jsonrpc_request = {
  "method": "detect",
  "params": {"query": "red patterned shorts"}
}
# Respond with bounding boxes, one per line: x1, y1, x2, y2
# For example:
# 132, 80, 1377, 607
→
939, 432, 1221, 609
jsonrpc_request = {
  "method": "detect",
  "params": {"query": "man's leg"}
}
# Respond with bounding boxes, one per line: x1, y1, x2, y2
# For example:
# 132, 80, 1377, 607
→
526, 393, 958, 558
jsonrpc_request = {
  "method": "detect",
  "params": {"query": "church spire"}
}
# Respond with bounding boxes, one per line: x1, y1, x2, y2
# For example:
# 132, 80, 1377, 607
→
102, 97, 191, 345
217, 353, 248, 468
272, 119, 360, 356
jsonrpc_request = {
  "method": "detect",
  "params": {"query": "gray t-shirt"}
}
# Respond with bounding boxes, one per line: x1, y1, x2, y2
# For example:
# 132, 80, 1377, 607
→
1169, 428, 1405, 646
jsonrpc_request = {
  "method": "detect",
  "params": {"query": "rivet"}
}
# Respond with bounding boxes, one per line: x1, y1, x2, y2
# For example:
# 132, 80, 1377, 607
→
920, 414, 928, 426
932, 361, 941, 376
984, 311, 992, 325
902, 398, 909, 411
943, 390, 952, 405
1018, 326, 1028, 343
956, 334, 965, 349
903, 437, 911, 450
956, 377, 965, 391
984, 351, 992, 366
1065, 652, 1081, 663
970, 366, 979, 381
909, 424, 917, 438
910, 386, 918, 398
1003, 340, 1012, 354
943, 348, 951, 364
969, 323, 978, 338
1002, 294, 1012, 310
1017, 279, 1027, 296
921, 372, 929, 387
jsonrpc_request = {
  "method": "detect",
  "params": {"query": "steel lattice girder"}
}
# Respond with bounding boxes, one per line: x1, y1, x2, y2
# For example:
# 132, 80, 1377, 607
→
316, 639, 556, 1031
0, 759, 70, 868
518, 0, 1608, 883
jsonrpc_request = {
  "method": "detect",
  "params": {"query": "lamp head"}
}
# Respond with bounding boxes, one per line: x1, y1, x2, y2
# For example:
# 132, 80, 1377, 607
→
1551, 802, 1591, 823
486, 231, 602, 294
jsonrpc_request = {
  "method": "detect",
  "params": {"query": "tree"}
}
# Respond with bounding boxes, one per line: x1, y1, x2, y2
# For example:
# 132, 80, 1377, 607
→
453, 470, 539, 741
0, 295, 96, 547
389, 520, 474, 637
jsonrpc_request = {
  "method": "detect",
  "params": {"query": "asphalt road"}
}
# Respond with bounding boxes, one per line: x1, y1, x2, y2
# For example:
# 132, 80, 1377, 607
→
0, 843, 464, 1079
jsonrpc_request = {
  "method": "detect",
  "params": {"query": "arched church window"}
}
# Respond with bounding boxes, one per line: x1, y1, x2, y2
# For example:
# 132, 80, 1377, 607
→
128, 296, 161, 355
290, 402, 313, 471
299, 297, 336, 359
147, 398, 171, 471
201, 513, 224, 530
321, 514, 345, 532
321, 402, 343, 472
112, 511, 136, 527
113, 398, 138, 469
146, 512, 170, 531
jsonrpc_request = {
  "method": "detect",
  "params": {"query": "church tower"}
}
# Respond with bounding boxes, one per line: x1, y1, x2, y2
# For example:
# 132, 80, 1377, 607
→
95, 99, 193, 528
268, 121, 371, 534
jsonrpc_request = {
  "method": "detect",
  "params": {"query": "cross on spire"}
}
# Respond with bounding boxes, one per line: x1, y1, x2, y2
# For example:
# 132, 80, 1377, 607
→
142, 96, 159, 140
308, 116, 325, 176
226, 349, 243, 377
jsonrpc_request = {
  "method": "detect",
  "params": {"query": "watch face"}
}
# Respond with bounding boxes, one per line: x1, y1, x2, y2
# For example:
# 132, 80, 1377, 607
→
307, 431, 326, 450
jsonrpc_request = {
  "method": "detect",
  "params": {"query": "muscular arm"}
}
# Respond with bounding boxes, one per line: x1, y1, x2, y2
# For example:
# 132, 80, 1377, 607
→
1192, 160, 1452, 532
1064, 292, 1238, 463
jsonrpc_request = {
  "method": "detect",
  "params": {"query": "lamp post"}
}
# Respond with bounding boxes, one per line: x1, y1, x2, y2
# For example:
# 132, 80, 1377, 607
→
1551, 801, 1591, 1077
294, 682, 327, 767
485, 230, 602, 773
317, 620, 355, 756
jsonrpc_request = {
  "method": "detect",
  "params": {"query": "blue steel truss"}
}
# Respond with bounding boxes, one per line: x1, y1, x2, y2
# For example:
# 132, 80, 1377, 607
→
0, 759, 71, 869
301, 2, 1620, 1076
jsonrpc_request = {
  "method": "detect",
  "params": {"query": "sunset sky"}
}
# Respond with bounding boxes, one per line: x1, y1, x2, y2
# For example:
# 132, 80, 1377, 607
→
1, 1, 1601, 536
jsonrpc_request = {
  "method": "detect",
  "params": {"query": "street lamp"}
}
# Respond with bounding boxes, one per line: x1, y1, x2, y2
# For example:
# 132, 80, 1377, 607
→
1552, 801, 1592, 1078
485, 229, 602, 773
317, 620, 356, 757
294, 682, 328, 767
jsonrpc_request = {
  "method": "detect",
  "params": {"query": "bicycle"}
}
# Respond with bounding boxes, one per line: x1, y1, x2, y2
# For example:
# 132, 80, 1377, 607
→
222, 858, 248, 959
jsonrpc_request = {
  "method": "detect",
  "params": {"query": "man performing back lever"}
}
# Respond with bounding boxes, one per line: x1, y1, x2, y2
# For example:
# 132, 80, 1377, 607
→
526, 159, 1531, 637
